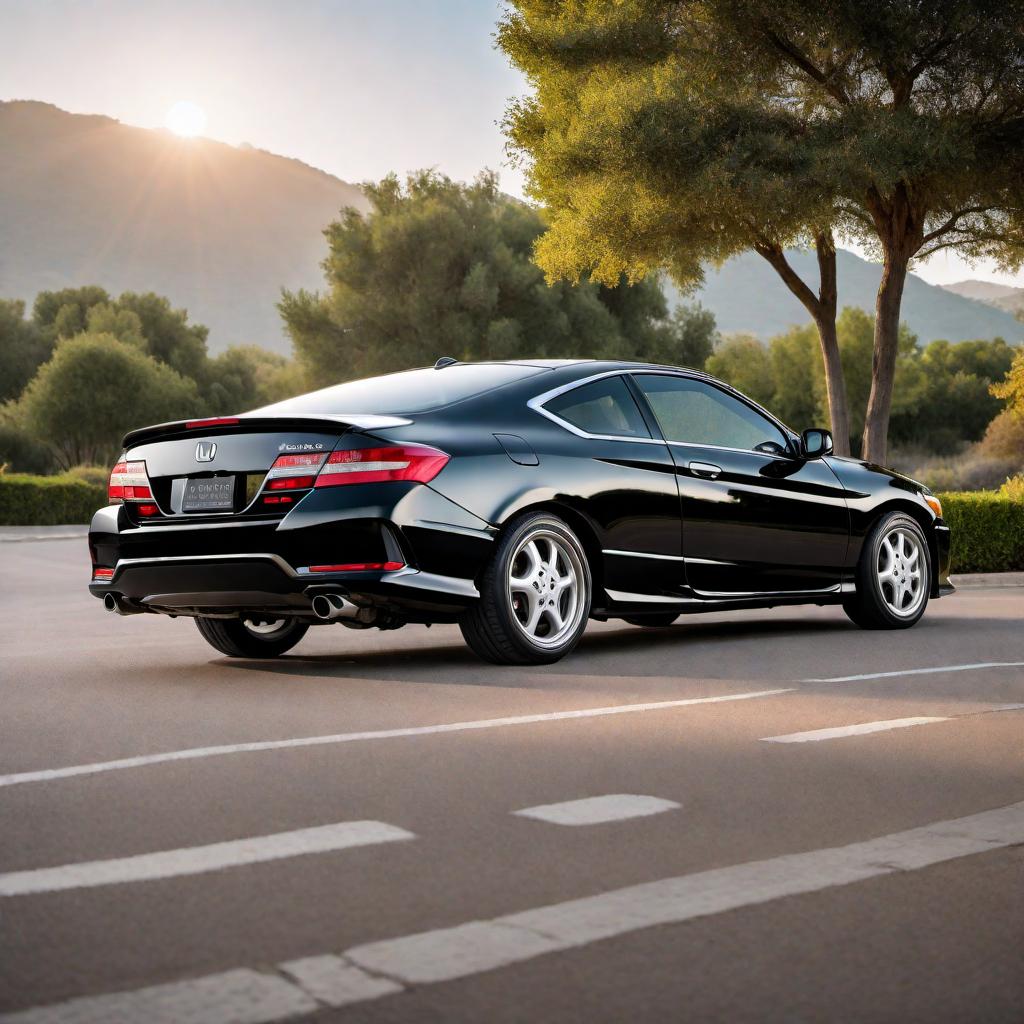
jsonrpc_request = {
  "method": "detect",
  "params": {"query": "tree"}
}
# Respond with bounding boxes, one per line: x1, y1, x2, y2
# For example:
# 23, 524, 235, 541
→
0, 299, 51, 402
499, 1, 1024, 464
203, 346, 299, 413
31, 287, 209, 380
280, 170, 704, 383
17, 333, 198, 468
693, 1, 1024, 463
991, 348, 1024, 417
767, 323, 822, 431
498, 1, 852, 453
896, 338, 1016, 451
705, 335, 774, 408
115, 292, 209, 381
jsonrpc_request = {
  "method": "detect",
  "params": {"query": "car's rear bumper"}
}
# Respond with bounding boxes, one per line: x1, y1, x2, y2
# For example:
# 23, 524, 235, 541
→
88, 482, 495, 620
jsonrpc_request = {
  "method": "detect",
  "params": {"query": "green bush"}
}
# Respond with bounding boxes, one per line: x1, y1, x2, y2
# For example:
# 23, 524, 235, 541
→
0, 473, 106, 526
938, 489, 1024, 574
65, 464, 111, 487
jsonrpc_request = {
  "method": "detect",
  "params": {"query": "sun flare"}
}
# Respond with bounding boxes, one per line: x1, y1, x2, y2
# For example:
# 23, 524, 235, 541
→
164, 100, 207, 138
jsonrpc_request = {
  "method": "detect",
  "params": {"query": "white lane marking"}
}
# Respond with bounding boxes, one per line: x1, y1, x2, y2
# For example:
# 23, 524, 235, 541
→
0, 968, 318, 1024
761, 716, 949, 744
278, 955, 401, 1007
8, 801, 1021, 1022
0, 689, 792, 789
0, 821, 414, 897
514, 794, 680, 826
347, 800, 1024, 982
803, 661, 1024, 683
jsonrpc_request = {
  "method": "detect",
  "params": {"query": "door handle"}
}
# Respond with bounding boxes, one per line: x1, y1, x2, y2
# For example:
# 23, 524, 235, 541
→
688, 461, 722, 479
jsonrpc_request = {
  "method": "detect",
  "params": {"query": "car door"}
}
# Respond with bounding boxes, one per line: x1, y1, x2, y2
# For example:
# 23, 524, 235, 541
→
529, 373, 688, 604
629, 372, 850, 596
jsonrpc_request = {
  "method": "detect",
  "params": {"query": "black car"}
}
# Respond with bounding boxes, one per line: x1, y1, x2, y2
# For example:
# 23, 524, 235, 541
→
89, 359, 953, 664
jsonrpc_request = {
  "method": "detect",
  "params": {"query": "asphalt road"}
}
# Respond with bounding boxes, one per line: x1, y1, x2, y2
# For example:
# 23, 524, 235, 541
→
1, 538, 1022, 1023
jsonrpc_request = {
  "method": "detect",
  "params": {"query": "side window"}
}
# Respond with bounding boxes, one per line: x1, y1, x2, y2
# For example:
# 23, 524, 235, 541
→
634, 375, 789, 453
542, 376, 651, 439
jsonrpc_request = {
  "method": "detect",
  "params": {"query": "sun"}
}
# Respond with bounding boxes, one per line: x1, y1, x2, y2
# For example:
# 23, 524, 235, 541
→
164, 100, 207, 138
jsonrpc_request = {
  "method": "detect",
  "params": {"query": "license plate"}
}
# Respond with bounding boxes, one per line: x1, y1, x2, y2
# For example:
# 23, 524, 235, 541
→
181, 476, 236, 512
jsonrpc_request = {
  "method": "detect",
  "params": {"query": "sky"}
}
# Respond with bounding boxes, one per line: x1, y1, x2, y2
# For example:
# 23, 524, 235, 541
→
0, 0, 1020, 289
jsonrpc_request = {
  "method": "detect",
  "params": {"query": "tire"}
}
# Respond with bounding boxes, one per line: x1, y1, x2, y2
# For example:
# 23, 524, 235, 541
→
843, 512, 930, 629
195, 616, 309, 658
622, 614, 679, 628
460, 512, 592, 665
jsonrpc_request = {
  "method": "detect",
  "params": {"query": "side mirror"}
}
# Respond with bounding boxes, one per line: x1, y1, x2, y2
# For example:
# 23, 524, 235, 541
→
801, 428, 833, 459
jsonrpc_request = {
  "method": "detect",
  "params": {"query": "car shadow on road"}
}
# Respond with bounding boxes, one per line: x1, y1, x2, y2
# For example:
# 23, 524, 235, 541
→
212, 613, 885, 684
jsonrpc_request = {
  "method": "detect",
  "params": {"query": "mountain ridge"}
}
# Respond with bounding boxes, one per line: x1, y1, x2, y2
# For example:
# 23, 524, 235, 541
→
2, 101, 1021, 354
667, 249, 1024, 345
0, 100, 370, 353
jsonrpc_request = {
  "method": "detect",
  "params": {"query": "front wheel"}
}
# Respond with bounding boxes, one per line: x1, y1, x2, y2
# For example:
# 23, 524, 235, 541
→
195, 616, 309, 658
460, 512, 591, 665
843, 512, 930, 629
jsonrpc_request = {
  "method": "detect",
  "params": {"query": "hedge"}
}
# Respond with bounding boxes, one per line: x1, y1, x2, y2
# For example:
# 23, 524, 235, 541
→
1, 473, 1021, 573
938, 490, 1024, 574
0, 473, 106, 526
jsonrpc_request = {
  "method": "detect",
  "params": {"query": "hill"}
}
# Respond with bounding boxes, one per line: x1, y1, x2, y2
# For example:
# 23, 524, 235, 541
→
665, 248, 1024, 345
3, 101, 1020, 354
0, 101, 369, 354
942, 279, 1024, 317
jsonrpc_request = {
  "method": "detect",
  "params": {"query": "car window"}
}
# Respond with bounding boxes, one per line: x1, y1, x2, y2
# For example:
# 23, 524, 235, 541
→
543, 376, 651, 439
250, 364, 545, 416
634, 375, 789, 452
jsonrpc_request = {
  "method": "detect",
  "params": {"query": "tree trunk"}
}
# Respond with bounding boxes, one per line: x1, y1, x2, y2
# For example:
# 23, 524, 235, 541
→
861, 252, 909, 465
753, 235, 851, 455
814, 315, 850, 456
811, 236, 850, 456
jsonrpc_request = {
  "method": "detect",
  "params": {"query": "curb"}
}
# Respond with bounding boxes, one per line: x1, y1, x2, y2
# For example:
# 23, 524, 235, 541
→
0, 525, 89, 542
950, 572, 1024, 589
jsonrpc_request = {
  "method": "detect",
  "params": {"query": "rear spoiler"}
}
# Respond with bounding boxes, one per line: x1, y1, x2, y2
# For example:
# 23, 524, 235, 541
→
121, 413, 413, 449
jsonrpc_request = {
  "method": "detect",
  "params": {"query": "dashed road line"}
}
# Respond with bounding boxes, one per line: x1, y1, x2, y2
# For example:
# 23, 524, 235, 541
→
803, 661, 1024, 683
761, 716, 949, 744
0, 821, 414, 897
5, 800, 1022, 1023
0, 688, 793, 789
514, 794, 680, 826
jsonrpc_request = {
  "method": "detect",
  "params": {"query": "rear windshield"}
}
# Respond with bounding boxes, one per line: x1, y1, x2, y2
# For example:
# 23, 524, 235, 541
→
250, 364, 544, 417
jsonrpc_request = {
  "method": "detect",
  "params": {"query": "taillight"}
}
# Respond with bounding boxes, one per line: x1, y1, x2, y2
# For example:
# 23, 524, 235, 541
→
92, 567, 114, 581
186, 417, 239, 429
108, 460, 152, 502
314, 446, 449, 487
264, 452, 328, 488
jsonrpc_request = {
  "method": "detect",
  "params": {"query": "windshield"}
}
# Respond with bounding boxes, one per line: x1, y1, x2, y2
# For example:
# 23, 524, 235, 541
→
249, 363, 545, 417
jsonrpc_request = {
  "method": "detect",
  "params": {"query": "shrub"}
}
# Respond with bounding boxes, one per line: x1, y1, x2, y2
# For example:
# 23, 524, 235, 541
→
65, 464, 110, 487
0, 473, 106, 526
938, 490, 1024, 574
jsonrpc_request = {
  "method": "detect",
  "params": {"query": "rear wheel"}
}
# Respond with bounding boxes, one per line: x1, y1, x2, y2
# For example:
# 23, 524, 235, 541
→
622, 613, 679, 628
195, 616, 309, 658
460, 512, 591, 665
843, 512, 930, 629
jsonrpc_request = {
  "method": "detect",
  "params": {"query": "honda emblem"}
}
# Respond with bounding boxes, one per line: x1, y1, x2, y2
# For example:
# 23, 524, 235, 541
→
195, 441, 217, 463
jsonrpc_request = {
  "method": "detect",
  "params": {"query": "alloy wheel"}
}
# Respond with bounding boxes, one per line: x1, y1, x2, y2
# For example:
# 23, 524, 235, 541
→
876, 527, 926, 618
506, 529, 587, 648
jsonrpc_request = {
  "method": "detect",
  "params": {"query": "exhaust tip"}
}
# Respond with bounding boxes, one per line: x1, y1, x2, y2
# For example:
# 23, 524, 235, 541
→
312, 593, 351, 621
103, 593, 119, 612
